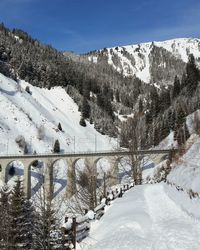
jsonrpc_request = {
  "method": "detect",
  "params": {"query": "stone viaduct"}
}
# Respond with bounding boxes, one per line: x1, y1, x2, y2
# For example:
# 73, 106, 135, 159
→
0, 149, 173, 199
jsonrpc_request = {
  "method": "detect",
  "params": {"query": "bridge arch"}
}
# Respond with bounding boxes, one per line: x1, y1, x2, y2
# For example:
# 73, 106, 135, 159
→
114, 156, 133, 183
28, 159, 47, 198
94, 157, 111, 180
3, 160, 31, 198
50, 158, 68, 198
93, 156, 121, 187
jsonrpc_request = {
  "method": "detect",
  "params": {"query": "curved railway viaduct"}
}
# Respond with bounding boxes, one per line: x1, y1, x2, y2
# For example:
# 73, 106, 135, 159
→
0, 149, 174, 198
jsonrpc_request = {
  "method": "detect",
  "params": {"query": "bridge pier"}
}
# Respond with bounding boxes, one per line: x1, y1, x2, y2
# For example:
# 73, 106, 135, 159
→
23, 160, 32, 199
1, 160, 10, 183
108, 157, 119, 187
44, 160, 54, 200
86, 158, 97, 209
66, 158, 77, 198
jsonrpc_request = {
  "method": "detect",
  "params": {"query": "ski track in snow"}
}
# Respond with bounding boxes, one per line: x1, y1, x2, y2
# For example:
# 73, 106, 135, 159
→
82, 183, 200, 250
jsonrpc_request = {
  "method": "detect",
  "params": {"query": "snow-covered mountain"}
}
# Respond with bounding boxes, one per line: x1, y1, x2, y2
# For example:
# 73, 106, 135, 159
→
87, 38, 200, 84
0, 73, 116, 155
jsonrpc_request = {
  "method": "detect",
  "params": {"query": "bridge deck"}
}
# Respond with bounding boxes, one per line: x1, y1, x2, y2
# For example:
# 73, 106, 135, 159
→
0, 149, 174, 160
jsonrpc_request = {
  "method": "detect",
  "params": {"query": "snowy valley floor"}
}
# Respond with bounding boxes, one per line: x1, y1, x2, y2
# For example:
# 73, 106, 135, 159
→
81, 183, 200, 250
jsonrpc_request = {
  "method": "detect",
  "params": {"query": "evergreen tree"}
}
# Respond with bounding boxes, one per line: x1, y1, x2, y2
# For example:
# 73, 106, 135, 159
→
150, 87, 160, 118
25, 86, 31, 94
174, 123, 179, 142
167, 109, 173, 130
9, 179, 35, 249
181, 73, 187, 88
35, 191, 64, 250
160, 89, 171, 111
79, 117, 87, 127
176, 105, 186, 127
153, 125, 160, 146
89, 117, 93, 124
81, 97, 90, 119
172, 75, 181, 99
58, 122, 62, 131
177, 127, 184, 146
0, 185, 11, 250
115, 89, 120, 102
183, 122, 190, 142
53, 139, 60, 153
186, 54, 199, 95
138, 98, 143, 114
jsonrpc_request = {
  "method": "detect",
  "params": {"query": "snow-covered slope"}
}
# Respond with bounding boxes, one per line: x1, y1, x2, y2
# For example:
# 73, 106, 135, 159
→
88, 38, 200, 83
0, 73, 116, 155
82, 184, 200, 250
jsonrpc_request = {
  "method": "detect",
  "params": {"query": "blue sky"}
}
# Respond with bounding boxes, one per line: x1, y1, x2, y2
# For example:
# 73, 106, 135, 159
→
0, 0, 200, 53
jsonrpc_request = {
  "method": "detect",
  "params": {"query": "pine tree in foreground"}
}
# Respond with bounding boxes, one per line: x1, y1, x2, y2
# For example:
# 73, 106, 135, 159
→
9, 178, 35, 250
35, 186, 65, 250
0, 185, 11, 250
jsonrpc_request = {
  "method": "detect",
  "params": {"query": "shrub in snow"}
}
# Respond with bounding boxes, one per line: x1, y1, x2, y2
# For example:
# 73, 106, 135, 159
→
25, 86, 32, 95
15, 135, 26, 148
24, 143, 29, 154
154, 163, 171, 183
37, 125, 45, 140
79, 117, 86, 127
148, 160, 172, 183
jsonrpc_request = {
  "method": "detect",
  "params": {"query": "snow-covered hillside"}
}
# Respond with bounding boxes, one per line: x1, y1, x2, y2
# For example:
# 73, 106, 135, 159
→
88, 38, 200, 83
0, 73, 116, 155
0, 72, 118, 217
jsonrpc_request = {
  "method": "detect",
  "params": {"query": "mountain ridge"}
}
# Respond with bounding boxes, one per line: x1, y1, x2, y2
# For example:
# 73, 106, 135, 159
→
85, 37, 200, 84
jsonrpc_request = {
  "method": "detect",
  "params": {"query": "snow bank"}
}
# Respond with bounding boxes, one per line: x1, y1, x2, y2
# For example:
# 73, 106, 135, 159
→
168, 136, 200, 193
164, 184, 200, 219
165, 135, 200, 218
82, 184, 200, 250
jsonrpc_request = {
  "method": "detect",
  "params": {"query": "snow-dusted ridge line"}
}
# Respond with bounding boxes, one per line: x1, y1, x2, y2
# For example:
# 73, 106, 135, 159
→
88, 37, 200, 83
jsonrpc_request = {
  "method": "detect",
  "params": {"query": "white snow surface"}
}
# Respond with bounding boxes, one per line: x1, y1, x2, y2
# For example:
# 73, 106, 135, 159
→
82, 183, 200, 250
88, 38, 200, 83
